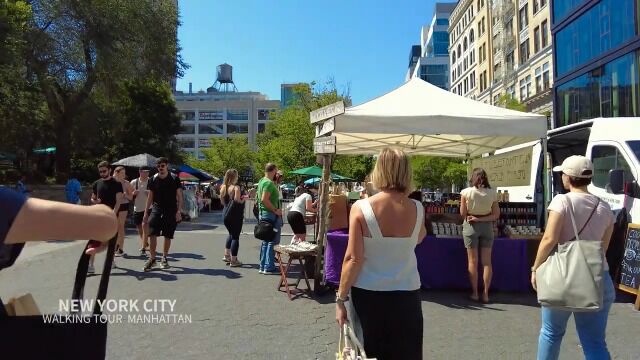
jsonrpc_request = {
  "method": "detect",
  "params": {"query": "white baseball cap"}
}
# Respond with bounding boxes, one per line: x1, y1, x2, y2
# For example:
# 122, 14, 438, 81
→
552, 155, 594, 178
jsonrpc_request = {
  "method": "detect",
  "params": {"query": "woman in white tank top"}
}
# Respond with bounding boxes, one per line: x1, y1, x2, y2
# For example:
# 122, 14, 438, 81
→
335, 148, 427, 360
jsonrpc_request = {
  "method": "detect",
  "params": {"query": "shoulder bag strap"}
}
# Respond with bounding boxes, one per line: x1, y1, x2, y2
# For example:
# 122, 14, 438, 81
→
71, 234, 117, 315
566, 195, 600, 241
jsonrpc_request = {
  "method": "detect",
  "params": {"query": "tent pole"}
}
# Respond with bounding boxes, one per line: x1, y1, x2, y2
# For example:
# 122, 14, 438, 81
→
542, 137, 551, 227
314, 154, 332, 294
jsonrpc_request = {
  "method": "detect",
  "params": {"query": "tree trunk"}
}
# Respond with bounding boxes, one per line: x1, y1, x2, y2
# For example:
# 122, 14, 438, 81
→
54, 114, 72, 183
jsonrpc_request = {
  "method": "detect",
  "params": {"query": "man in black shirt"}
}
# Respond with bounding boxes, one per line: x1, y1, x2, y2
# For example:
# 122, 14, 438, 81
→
89, 161, 123, 273
142, 157, 183, 271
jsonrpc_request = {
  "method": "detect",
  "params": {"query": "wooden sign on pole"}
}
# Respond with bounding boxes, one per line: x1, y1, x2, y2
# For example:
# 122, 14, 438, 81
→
617, 223, 640, 310
310, 101, 345, 124
315, 118, 335, 137
314, 136, 336, 154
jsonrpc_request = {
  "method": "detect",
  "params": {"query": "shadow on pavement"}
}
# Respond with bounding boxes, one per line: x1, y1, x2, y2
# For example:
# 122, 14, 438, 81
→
163, 265, 242, 279
167, 253, 206, 260
101, 267, 179, 282
176, 223, 219, 231
420, 290, 538, 310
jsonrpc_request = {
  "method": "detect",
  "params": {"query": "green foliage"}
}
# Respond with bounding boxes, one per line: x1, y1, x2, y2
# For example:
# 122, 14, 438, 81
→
332, 155, 375, 182
21, 0, 187, 180
496, 94, 527, 112
256, 79, 351, 176
189, 136, 255, 178
411, 156, 468, 190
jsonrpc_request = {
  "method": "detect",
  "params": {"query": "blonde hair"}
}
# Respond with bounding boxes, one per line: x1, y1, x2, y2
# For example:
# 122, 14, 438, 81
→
221, 169, 238, 198
370, 148, 412, 194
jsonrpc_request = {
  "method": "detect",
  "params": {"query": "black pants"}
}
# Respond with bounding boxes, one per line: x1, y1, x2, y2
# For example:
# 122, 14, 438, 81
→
351, 287, 423, 360
223, 210, 243, 257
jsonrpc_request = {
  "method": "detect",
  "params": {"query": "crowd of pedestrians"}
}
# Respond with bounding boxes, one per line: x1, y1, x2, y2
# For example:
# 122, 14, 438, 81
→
0, 149, 619, 360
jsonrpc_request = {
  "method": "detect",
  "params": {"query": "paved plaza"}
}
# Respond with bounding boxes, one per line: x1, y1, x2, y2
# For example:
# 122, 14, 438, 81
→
1, 213, 639, 360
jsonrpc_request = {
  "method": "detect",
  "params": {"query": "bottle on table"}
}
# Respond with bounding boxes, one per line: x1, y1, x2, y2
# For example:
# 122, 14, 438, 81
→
497, 190, 503, 203
503, 190, 510, 203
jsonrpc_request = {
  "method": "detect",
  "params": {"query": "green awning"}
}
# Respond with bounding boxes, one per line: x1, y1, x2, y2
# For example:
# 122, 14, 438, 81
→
33, 147, 56, 154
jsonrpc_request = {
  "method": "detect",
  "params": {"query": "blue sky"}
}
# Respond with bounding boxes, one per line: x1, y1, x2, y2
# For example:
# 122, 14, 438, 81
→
176, 0, 453, 105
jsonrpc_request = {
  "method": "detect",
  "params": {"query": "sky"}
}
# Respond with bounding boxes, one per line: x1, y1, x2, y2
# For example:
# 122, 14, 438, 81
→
176, 0, 455, 105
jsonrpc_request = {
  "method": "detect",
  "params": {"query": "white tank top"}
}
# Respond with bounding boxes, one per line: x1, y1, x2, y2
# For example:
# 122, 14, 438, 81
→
353, 199, 423, 291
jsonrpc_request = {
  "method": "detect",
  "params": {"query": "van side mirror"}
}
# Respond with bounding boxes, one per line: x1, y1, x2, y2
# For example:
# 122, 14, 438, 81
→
608, 169, 624, 194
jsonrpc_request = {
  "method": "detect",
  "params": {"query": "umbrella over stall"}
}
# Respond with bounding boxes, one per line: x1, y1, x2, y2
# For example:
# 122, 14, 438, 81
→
112, 153, 158, 168
289, 165, 353, 181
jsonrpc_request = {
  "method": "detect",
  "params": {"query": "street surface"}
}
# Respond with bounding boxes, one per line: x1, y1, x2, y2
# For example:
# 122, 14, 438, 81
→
1, 212, 639, 359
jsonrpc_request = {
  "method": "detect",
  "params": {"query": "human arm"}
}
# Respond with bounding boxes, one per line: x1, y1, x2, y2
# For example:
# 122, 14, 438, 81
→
5, 198, 117, 244
304, 196, 317, 213
530, 210, 563, 290
233, 186, 245, 204
176, 187, 184, 222
460, 194, 468, 218
468, 202, 500, 223
335, 203, 366, 326
220, 185, 227, 206
123, 181, 134, 201
416, 205, 427, 244
142, 189, 154, 224
91, 182, 101, 204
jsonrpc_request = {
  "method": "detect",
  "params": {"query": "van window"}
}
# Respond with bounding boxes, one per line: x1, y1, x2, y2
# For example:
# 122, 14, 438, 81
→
591, 145, 635, 189
629, 141, 640, 163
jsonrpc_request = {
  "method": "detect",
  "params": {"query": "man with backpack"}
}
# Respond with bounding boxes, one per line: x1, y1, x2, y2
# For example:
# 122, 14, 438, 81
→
142, 158, 183, 271
131, 166, 152, 257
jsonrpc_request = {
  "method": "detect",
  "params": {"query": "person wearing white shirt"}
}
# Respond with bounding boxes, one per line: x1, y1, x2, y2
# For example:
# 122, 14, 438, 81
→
131, 167, 152, 257
287, 185, 317, 242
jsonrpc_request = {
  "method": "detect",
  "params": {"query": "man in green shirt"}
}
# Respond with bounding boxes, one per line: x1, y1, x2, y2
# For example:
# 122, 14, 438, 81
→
257, 163, 282, 273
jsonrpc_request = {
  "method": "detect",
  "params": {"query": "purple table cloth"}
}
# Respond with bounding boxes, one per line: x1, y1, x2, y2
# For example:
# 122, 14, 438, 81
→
325, 230, 531, 292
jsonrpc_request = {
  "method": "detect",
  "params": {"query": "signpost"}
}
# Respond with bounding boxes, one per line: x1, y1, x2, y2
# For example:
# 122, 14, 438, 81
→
617, 223, 640, 310
313, 136, 336, 154
310, 101, 344, 293
315, 118, 335, 137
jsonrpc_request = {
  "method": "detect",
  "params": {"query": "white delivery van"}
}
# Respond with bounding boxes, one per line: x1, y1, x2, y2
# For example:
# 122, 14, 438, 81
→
493, 118, 640, 225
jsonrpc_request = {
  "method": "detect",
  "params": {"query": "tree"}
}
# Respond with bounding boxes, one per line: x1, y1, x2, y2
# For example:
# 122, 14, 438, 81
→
189, 136, 256, 179
0, 1, 50, 167
411, 156, 468, 190
332, 155, 374, 182
496, 94, 527, 112
256, 79, 351, 175
23, 0, 187, 180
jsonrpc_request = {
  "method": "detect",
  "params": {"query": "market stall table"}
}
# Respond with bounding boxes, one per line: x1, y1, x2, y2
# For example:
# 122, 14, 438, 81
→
274, 245, 316, 300
325, 229, 534, 292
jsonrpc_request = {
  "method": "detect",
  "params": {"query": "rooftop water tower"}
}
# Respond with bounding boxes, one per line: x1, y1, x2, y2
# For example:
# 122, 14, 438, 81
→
212, 63, 238, 92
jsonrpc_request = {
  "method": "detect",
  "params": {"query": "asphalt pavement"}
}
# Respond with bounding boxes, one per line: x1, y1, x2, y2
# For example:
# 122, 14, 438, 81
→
1, 212, 639, 359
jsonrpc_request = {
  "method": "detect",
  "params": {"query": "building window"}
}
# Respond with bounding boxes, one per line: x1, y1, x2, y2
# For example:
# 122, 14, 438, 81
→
198, 123, 224, 135
533, 0, 539, 14
554, 0, 586, 24
478, 21, 482, 36
199, 111, 223, 121
507, 84, 516, 98
482, 17, 486, 34
519, 39, 530, 64
226, 109, 249, 121
533, 26, 540, 54
180, 111, 195, 121
469, 29, 475, 44
506, 51, 515, 70
480, 73, 484, 92
227, 123, 249, 134
452, 52, 456, 64
258, 109, 274, 121
458, 83, 462, 94
257, 123, 267, 133
555, 0, 636, 77
463, 38, 468, 52
178, 139, 195, 149
535, 67, 542, 93
470, 71, 476, 89
542, 62, 550, 90
464, 57, 468, 71
541, 21, 548, 48
518, 4, 528, 32
470, 49, 475, 64
464, 78, 468, 94
519, 75, 532, 100
457, 44, 461, 58
180, 125, 195, 134
436, 18, 449, 26
540, 0, 547, 8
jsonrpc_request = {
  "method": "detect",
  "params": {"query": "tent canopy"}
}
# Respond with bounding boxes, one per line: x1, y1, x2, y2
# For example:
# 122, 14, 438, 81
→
112, 153, 158, 168
178, 164, 215, 181
289, 165, 352, 180
333, 78, 547, 158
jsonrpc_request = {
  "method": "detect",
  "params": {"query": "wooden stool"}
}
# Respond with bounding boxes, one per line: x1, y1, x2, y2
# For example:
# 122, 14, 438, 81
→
274, 245, 316, 300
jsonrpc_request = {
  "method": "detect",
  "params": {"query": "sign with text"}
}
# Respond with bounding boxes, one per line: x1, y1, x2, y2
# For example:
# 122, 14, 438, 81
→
314, 136, 336, 154
471, 146, 533, 187
315, 118, 335, 137
310, 101, 345, 124
618, 223, 640, 294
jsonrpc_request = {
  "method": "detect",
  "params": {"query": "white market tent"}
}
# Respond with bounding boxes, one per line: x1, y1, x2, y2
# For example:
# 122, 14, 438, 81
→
332, 77, 547, 158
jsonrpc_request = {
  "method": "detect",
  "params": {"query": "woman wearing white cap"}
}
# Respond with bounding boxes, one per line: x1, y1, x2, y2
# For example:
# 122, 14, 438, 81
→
531, 155, 615, 360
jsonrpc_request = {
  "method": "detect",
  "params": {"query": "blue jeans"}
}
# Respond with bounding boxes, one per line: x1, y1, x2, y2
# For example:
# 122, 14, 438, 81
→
537, 273, 615, 360
258, 213, 282, 272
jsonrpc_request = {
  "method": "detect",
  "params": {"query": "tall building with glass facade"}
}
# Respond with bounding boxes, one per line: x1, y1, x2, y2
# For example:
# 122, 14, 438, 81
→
406, 2, 457, 90
552, 0, 640, 127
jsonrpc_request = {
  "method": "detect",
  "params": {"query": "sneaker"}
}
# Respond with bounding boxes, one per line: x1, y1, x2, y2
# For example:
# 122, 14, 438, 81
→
229, 259, 243, 267
115, 248, 124, 257
263, 268, 279, 274
143, 258, 156, 272
258, 269, 265, 274
222, 255, 231, 264
139, 248, 147, 257
87, 264, 95, 274
161, 257, 170, 269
